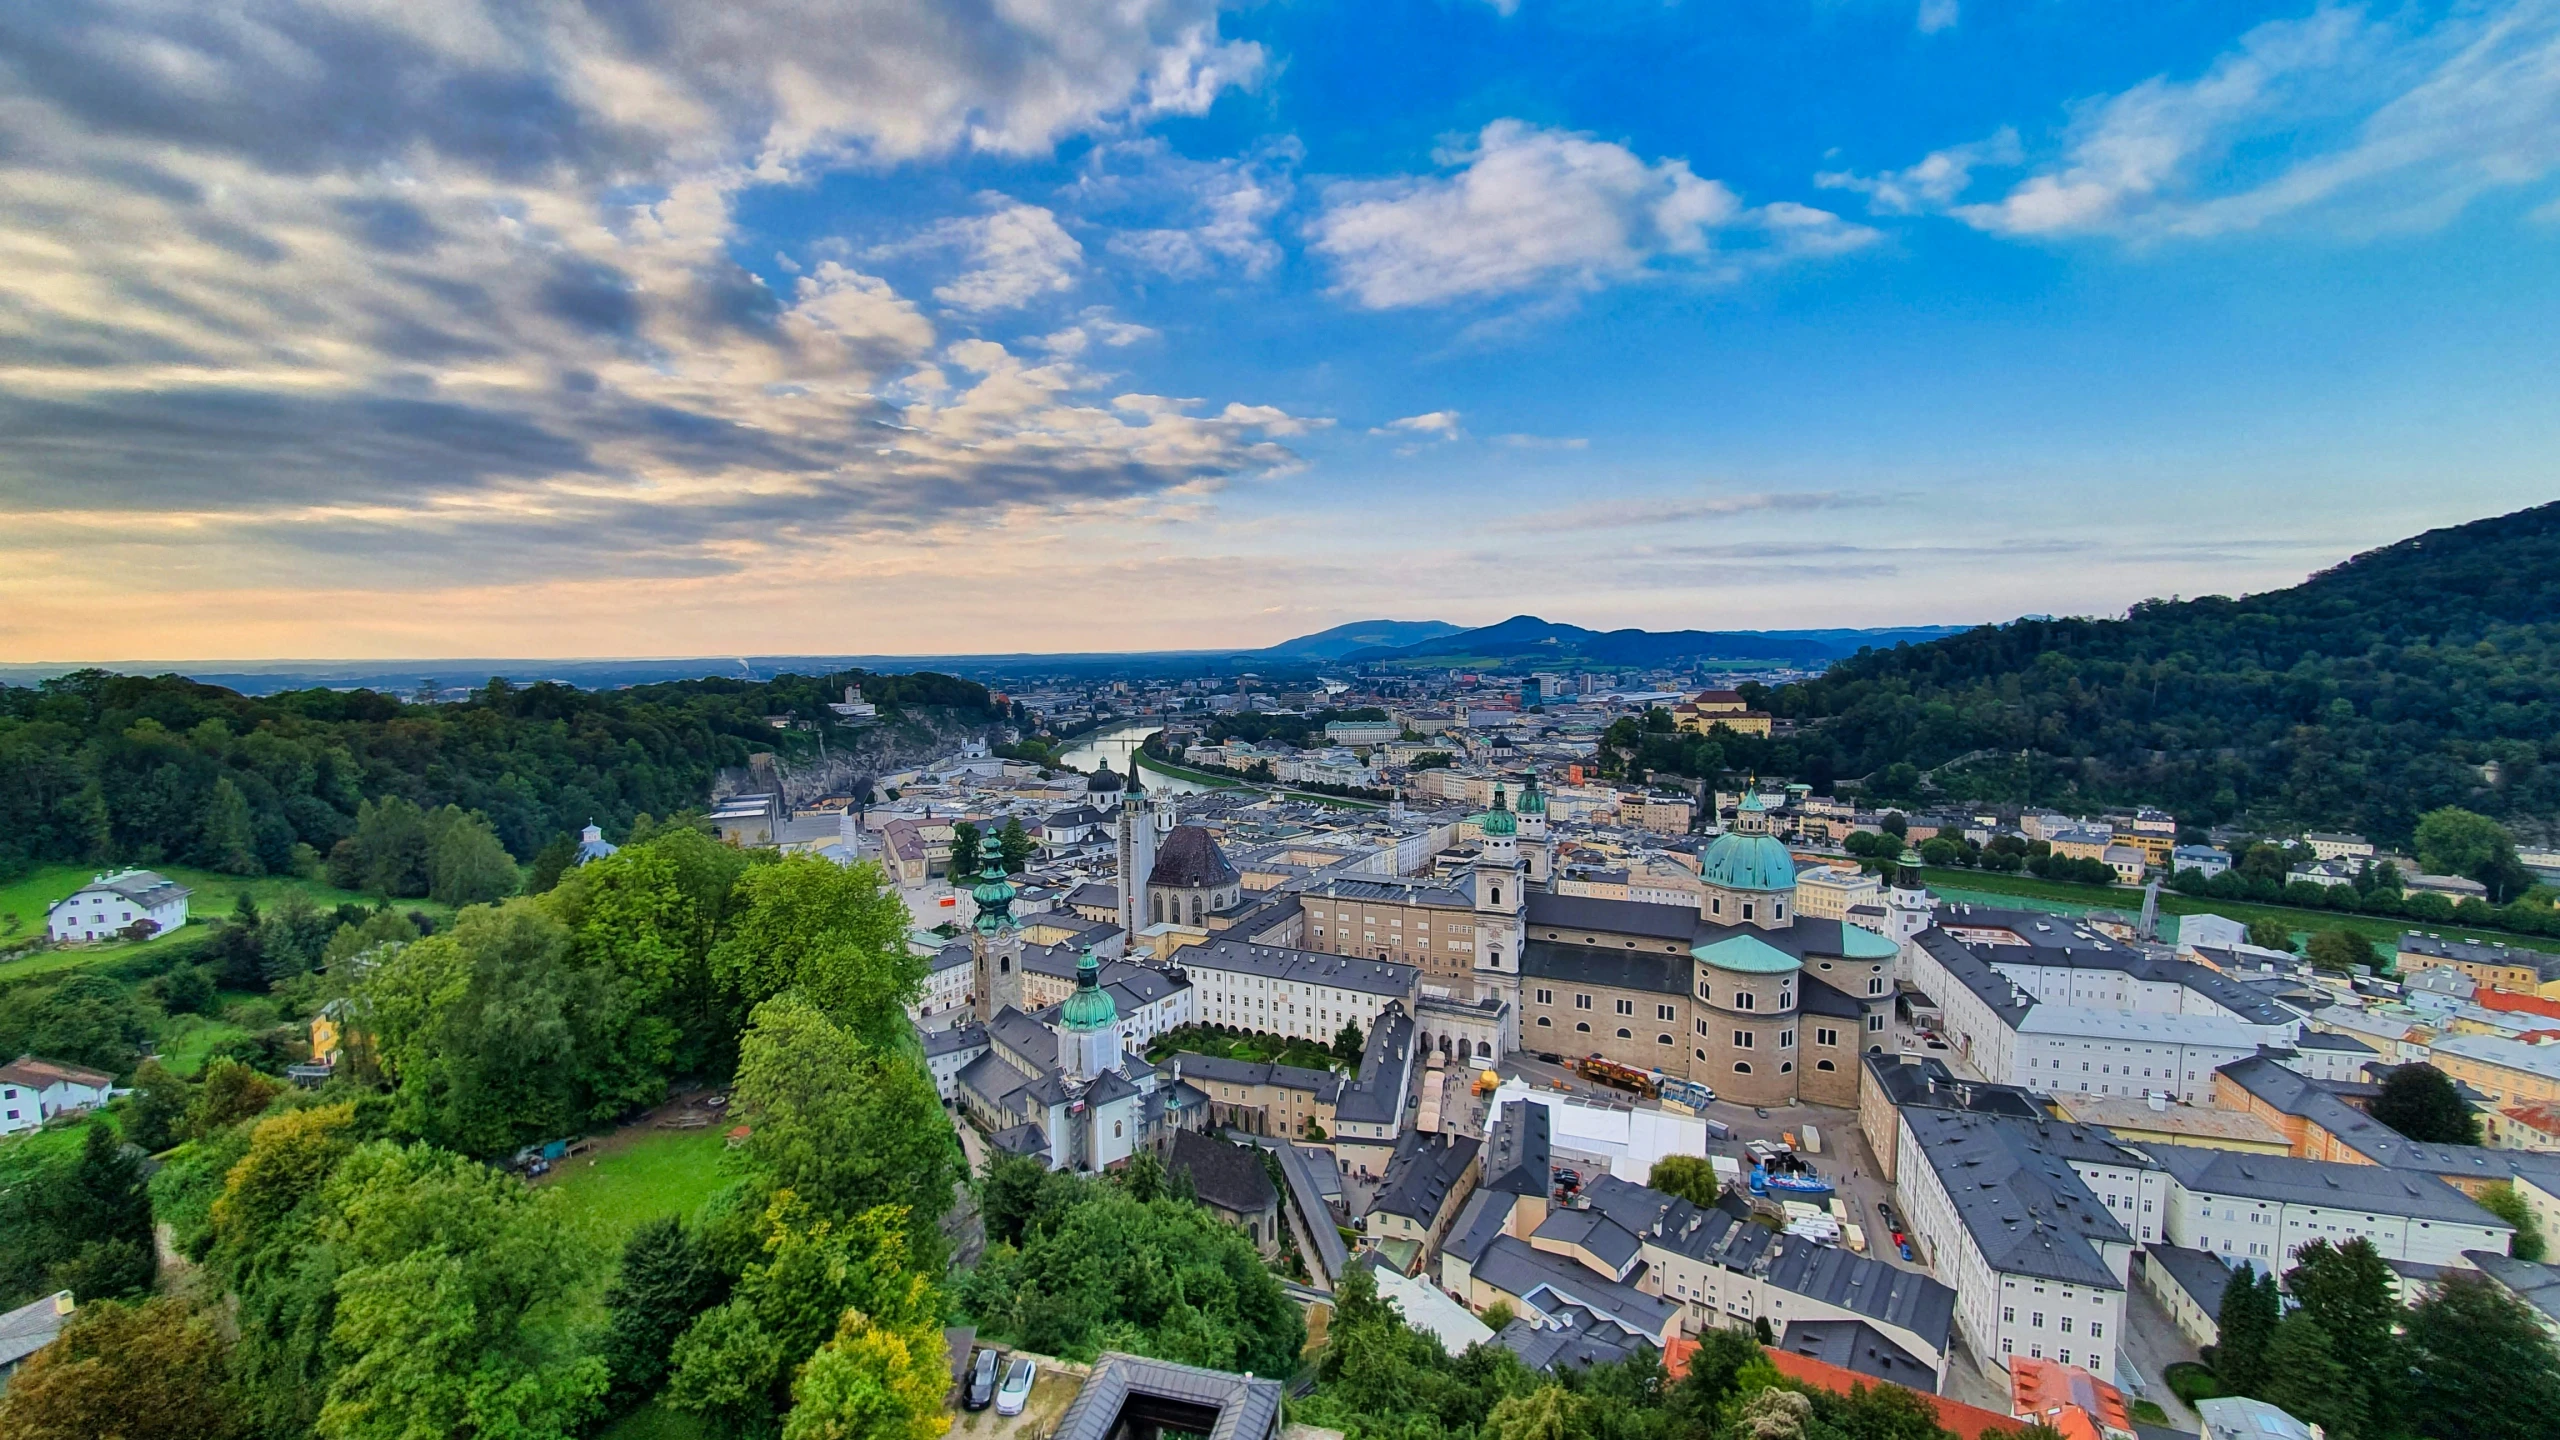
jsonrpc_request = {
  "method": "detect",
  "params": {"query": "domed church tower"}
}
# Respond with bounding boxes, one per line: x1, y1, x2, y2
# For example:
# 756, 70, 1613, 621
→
1059, 947, 1123, 1081
970, 840, 1025, 1021
1517, 774, 1554, 888
1699, 792, 1797, 930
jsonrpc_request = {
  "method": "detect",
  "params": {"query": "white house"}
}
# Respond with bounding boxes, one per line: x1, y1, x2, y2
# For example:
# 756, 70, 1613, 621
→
2149, 1145, 2515, 1268
45, 870, 190, 943
1895, 1110, 2164, 1380
0, 1056, 118, 1135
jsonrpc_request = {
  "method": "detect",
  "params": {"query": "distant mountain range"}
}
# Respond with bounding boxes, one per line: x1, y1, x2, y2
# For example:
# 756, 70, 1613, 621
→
1252, 619, 1466, 660
1320, 615, 1968, 669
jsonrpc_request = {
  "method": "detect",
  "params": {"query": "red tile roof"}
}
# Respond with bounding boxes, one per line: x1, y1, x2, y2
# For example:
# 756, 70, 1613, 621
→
1755, 1346, 2027, 1440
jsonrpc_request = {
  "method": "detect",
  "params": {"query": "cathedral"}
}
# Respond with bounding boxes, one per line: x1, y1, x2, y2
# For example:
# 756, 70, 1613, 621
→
1495, 786, 1898, 1108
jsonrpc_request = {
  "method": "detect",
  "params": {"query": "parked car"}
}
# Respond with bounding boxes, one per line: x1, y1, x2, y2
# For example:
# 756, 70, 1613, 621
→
965, 1348, 1000, 1411
997, 1356, 1037, 1416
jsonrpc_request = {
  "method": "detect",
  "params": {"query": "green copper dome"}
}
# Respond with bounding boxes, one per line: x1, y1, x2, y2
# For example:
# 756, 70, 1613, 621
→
1476, 785, 1518, 838
1692, 933, 1802, 975
1700, 830, 1797, 893
1059, 948, 1117, 1031
970, 843, 1017, 933
1518, 775, 1547, 816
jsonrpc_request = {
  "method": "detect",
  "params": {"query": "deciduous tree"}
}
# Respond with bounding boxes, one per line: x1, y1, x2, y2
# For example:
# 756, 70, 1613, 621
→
1646, 1156, 1720, 1209
2370, 1063, 2479, 1144
712, 857, 920, 1046
732, 995, 956, 1266
782, 1307, 955, 1440
0, 1296, 241, 1440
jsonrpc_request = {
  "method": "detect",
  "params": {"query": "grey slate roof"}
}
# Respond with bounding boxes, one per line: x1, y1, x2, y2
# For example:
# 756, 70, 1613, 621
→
2401, 931, 2560, 982
1169, 1131, 1277, 1217
53, 869, 189, 913
1067, 881, 1119, 910
1496, 1309, 1655, 1372
989, 1120, 1048, 1156
1444, 1189, 1518, 1265
2465, 1250, 2560, 1326
1472, 1234, 1679, 1337
2146, 1145, 2515, 1228
1901, 1111, 2135, 1288
1524, 891, 1702, 942
1051, 1353, 1282, 1440
1229, 1133, 1349, 1281
1778, 1319, 1937, 1391
1372, 1129, 1480, 1226
2144, 1245, 2242, 1321
0, 1291, 71, 1369
1860, 1053, 2045, 1121
1533, 1207, 1644, 1276
1483, 1100, 1552, 1197
1761, 1236, 1958, 1359
1179, 938, 1419, 999
1520, 939, 1691, 996
921, 1021, 988, 1058
1336, 1001, 1417, 1126
1151, 824, 1243, 889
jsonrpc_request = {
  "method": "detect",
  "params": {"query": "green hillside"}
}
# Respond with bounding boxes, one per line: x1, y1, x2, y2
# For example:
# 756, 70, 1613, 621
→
1758, 501, 2560, 843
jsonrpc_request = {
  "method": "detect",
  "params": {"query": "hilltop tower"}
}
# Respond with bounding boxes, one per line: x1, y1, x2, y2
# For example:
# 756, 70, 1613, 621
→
1517, 773, 1553, 888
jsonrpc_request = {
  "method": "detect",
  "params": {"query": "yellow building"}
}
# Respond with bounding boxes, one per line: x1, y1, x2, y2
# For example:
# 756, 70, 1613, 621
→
2398, 932, 2560, 998
1795, 863, 1883, 922
1672, 689, 1773, 738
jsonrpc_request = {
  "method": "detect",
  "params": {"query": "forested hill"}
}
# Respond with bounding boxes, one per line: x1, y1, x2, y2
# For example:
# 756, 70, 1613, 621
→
1767, 501, 2560, 842
0, 667, 998, 877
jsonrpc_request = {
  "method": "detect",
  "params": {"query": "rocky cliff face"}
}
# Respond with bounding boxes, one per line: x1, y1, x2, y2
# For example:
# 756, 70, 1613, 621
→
713, 707, 1009, 807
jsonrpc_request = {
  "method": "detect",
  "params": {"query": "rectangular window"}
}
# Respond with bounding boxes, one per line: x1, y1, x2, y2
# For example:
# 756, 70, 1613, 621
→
1575, 994, 1592, 1010
1535, 988, 1553, 1005
1616, 998, 1634, 1016
1817, 1027, 1838, 1046
1659, 1004, 1676, 1020
1734, 1031, 1754, 1049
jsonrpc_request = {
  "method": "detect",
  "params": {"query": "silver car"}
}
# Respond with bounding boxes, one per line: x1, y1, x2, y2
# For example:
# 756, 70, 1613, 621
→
996, 1355, 1037, 1416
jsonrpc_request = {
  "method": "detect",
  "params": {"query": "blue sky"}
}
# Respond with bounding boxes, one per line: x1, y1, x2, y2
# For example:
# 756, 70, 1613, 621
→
1, 0, 2555, 659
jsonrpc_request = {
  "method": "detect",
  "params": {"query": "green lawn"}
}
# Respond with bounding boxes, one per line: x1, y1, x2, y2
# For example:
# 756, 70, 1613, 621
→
152, 1014, 255, 1076
1916, 867, 2560, 958
1148, 1026, 1346, 1074
0, 861, 460, 981
541, 1126, 739, 1243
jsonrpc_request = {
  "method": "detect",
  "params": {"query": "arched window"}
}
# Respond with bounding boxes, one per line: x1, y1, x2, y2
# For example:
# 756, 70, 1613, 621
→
1734, 1061, 1752, 1073
1616, 1028, 1631, 1040
1000, 955, 1010, 973
1491, 885, 1502, 907
1780, 1061, 1794, 1073
1190, 894, 1203, 925
1817, 1059, 1836, 1071
1478, 1040, 1492, 1057
1658, 1034, 1674, 1046
1576, 1022, 1591, 1033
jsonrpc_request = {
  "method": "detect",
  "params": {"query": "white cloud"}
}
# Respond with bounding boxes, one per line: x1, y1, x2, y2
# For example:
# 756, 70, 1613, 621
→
1309, 121, 1737, 307
1378, 411, 1463, 436
1089, 139, 1298, 280
1309, 120, 1867, 308
1818, 129, 2023, 215
1917, 0, 1959, 35
1851, 1, 2560, 241
1495, 433, 1590, 450
924, 201, 1085, 312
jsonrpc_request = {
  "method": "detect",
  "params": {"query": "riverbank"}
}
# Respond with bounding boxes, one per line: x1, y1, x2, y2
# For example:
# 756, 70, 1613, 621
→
1132, 749, 1386, 810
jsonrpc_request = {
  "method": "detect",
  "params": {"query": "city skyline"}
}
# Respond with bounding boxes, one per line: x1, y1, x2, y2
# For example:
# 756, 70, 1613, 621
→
4, 0, 2558, 661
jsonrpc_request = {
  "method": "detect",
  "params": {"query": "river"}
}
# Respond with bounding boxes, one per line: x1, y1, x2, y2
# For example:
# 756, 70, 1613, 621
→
1052, 721, 1217, 794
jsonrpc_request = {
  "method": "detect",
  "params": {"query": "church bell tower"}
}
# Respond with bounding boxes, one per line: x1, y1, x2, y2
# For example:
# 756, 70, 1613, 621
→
970, 841, 1024, 1021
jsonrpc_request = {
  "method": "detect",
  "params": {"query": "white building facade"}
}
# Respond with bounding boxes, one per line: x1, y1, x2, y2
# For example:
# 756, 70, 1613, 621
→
46, 870, 191, 943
